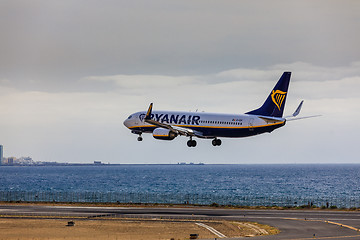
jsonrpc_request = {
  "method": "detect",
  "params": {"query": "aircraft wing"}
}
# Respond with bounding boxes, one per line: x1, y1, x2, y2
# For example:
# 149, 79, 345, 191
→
286, 115, 322, 121
284, 100, 304, 118
144, 103, 205, 138
285, 100, 321, 121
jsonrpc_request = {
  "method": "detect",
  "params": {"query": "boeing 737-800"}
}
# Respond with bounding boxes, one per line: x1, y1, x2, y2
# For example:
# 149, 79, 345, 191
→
124, 72, 311, 147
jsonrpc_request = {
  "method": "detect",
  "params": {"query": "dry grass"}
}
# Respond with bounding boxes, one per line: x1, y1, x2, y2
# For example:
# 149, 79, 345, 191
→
0, 218, 277, 240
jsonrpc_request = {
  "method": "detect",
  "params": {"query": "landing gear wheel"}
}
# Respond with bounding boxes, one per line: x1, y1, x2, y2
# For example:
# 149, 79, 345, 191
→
137, 136, 143, 141
212, 139, 222, 146
187, 140, 197, 147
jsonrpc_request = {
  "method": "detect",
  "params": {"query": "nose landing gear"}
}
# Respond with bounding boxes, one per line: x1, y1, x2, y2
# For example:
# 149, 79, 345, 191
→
137, 134, 143, 142
212, 138, 222, 146
131, 130, 143, 141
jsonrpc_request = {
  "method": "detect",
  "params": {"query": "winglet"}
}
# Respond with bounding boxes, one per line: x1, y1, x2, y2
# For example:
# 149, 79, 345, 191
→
285, 100, 321, 121
145, 103, 153, 120
292, 100, 304, 117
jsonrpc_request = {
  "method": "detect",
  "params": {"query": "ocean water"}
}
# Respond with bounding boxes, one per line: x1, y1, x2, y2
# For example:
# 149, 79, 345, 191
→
0, 164, 359, 206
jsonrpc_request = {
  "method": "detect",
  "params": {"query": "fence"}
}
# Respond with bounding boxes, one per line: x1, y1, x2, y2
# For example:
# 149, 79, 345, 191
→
0, 191, 359, 208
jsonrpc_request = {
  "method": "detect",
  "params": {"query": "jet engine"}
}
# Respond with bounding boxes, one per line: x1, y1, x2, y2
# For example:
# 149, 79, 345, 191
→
152, 128, 177, 140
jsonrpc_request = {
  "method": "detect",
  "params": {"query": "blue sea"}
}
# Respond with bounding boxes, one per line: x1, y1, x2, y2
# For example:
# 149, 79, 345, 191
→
1, 164, 359, 207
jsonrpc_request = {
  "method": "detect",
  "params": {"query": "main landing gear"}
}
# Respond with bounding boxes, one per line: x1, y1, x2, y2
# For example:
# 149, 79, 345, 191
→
187, 138, 222, 147
137, 134, 143, 142
187, 137, 197, 147
212, 138, 222, 146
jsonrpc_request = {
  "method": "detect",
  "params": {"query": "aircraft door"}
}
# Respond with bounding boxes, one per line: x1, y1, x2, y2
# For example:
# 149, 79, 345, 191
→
248, 118, 254, 131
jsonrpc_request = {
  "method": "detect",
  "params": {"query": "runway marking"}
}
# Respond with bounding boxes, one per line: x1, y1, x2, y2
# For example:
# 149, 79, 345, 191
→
237, 222, 268, 235
283, 217, 360, 233
195, 222, 227, 238
45, 206, 133, 210
288, 235, 360, 240
325, 220, 360, 232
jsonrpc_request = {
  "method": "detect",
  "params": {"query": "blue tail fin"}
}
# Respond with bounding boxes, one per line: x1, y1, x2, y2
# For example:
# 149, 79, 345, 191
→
246, 72, 291, 118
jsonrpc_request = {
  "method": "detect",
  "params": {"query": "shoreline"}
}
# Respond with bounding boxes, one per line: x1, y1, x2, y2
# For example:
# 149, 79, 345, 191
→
1, 201, 359, 211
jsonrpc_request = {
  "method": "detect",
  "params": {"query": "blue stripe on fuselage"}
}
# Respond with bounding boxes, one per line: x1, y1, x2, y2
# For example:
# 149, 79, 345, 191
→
131, 122, 285, 138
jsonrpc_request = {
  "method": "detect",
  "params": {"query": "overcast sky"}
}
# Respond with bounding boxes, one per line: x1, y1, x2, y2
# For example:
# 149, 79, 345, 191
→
0, 0, 359, 164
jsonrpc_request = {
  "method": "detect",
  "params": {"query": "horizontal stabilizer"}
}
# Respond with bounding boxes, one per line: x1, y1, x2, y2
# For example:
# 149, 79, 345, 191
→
259, 116, 284, 122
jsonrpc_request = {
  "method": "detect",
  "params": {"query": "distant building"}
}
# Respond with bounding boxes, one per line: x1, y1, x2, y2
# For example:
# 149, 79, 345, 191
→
94, 161, 102, 165
0, 145, 2, 165
18, 157, 34, 165
7, 157, 16, 165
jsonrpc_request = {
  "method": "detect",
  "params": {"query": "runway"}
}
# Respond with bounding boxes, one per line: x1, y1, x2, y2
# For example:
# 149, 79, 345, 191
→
1, 204, 360, 239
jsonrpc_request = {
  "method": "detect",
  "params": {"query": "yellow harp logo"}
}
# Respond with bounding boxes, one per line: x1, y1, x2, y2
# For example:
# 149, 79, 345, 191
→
271, 90, 287, 110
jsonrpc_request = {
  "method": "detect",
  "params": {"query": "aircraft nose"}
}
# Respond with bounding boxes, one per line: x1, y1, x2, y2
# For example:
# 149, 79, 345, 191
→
123, 119, 130, 128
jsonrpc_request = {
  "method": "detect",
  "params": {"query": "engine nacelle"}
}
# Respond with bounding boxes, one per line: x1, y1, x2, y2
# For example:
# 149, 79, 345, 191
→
152, 128, 177, 140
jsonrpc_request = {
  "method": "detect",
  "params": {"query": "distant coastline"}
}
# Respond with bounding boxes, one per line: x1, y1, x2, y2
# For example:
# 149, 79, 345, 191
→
2, 163, 360, 166
0, 162, 207, 167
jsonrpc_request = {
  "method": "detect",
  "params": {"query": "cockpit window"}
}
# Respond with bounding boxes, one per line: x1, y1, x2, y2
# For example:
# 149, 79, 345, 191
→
127, 115, 132, 119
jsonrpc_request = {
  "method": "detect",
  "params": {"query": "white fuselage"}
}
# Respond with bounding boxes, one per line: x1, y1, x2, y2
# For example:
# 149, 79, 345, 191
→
124, 110, 285, 138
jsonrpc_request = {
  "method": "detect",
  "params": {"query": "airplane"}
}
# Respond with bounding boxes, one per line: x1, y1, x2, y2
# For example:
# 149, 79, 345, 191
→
124, 72, 315, 147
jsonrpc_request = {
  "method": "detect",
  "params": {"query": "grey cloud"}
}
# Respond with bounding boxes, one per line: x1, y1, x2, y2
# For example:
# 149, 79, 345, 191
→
1, 0, 359, 93
219, 62, 360, 82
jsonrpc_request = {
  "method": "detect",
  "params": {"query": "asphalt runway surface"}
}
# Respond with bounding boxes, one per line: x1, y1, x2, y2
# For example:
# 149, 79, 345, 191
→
1, 205, 360, 239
